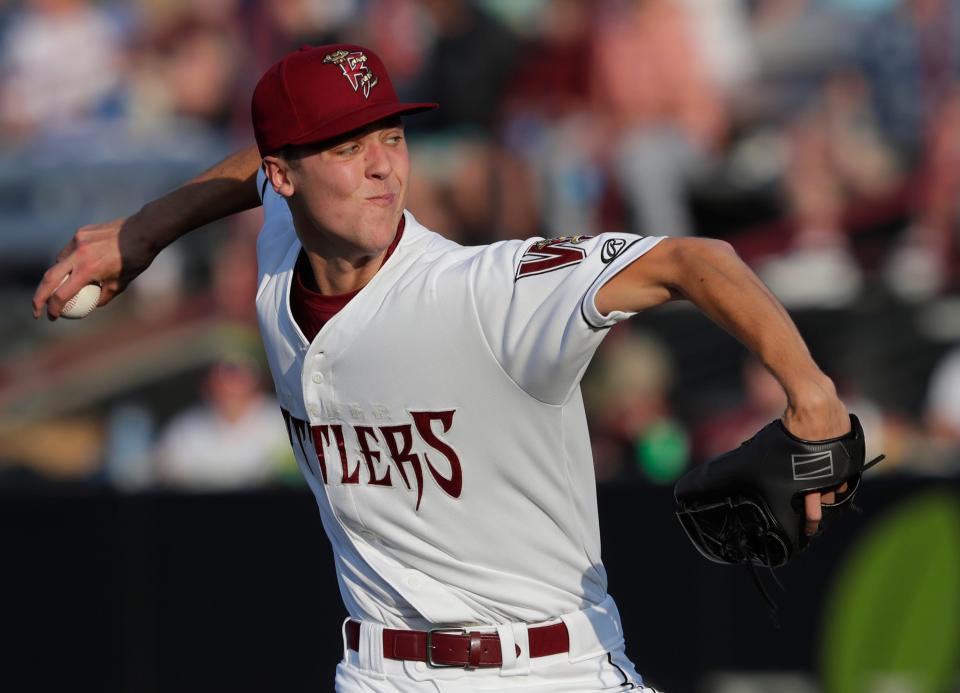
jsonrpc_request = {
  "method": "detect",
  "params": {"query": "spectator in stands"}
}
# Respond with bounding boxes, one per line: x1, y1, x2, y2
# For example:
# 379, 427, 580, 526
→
743, 0, 875, 307
758, 0, 960, 303
757, 67, 899, 307
155, 354, 291, 490
748, 0, 854, 115
128, 13, 244, 133
862, 0, 960, 300
677, 0, 757, 106
591, 0, 729, 238
0, 0, 126, 140
245, 0, 359, 70
393, 0, 519, 243
859, 0, 960, 299
844, 342, 960, 476
582, 328, 689, 484
500, 0, 600, 239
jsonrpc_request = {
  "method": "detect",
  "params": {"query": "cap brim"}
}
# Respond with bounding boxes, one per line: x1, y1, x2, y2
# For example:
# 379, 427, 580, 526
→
280, 101, 438, 152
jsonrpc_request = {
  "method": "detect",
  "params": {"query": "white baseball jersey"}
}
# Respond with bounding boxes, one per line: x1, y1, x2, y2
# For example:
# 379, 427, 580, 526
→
254, 170, 664, 632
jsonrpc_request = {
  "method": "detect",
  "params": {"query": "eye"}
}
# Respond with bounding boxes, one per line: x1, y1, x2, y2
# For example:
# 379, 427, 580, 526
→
336, 144, 360, 156
385, 132, 404, 145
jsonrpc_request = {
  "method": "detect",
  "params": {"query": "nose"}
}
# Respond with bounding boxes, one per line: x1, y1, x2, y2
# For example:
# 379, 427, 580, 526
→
365, 140, 392, 180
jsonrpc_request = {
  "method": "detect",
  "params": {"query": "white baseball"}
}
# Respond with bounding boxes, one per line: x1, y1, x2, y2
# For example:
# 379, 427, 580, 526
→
61, 283, 101, 319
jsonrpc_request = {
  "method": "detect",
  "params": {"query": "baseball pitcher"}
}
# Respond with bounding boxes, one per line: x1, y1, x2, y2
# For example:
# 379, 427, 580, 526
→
34, 45, 862, 692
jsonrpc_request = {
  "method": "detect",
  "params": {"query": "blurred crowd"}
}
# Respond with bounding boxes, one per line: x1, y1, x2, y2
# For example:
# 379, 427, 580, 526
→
2, 0, 960, 490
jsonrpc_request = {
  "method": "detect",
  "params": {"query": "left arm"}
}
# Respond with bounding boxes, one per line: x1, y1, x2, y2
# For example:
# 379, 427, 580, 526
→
597, 237, 848, 534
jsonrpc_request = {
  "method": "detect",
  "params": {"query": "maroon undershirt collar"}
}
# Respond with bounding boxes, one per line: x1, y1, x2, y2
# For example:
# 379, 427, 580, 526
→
291, 216, 405, 343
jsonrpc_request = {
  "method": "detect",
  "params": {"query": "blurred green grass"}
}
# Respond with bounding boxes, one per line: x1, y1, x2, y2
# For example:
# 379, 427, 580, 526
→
821, 491, 960, 693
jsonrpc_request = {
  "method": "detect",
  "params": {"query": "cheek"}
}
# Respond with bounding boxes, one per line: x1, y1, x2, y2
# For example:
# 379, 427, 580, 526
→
392, 150, 411, 183
298, 166, 358, 207
323, 165, 364, 198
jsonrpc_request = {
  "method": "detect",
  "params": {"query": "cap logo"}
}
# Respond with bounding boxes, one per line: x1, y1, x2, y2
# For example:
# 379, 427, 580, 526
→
323, 49, 379, 99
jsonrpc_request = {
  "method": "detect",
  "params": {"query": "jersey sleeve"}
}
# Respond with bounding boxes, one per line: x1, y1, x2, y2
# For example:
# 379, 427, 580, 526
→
469, 233, 666, 405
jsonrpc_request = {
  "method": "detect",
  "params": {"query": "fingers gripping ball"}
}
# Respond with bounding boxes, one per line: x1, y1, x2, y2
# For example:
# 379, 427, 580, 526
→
674, 414, 884, 569
61, 282, 102, 319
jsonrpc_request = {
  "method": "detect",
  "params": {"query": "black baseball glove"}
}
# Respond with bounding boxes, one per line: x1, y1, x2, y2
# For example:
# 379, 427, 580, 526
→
675, 413, 883, 567
674, 413, 884, 617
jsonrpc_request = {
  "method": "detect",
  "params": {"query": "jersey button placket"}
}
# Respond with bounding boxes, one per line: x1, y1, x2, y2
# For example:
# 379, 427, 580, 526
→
305, 349, 327, 420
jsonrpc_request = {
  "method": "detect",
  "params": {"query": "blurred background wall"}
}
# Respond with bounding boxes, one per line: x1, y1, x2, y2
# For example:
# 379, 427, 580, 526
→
1, 1, 959, 691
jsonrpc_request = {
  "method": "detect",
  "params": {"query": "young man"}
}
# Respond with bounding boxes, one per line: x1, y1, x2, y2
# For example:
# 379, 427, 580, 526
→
34, 45, 851, 692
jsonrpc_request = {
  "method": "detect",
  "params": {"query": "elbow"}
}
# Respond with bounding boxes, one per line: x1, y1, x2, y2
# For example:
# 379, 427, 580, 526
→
679, 236, 736, 259
663, 237, 741, 297
668, 236, 738, 273
669, 236, 736, 261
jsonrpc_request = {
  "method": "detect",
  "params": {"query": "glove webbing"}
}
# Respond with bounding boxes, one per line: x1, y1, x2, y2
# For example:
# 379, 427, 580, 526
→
722, 508, 786, 628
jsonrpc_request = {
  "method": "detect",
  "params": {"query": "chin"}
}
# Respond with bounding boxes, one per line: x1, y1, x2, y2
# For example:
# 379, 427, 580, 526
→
372, 209, 402, 234
358, 216, 400, 251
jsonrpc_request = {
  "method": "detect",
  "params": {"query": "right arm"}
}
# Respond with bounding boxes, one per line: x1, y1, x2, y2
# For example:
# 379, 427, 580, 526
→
33, 145, 262, 319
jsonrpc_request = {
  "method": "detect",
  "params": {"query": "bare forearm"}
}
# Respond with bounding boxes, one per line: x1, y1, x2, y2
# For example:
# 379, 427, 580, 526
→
671, 240, 830, 403
665, 239, 848, 439
597, 236, 851, 532
592, 236, 847, 435
135, 144, 262, 253
34, 145, 263, 319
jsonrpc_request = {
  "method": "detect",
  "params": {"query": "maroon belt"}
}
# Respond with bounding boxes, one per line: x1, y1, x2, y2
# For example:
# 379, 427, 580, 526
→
345, 619, 570, 669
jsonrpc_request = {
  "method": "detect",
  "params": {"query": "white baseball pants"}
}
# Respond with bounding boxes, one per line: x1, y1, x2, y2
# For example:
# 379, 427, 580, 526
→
334, 597, 662, 692
334, 645, 658, 691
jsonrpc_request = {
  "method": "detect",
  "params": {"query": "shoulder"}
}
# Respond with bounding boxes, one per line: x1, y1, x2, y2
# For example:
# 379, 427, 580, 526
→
397, 212, 503, 272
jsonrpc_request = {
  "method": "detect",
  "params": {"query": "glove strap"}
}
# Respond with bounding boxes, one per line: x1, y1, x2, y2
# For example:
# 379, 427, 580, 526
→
863, 454, 886, 472
734, 510, 786, 628
745, 562, 781, 628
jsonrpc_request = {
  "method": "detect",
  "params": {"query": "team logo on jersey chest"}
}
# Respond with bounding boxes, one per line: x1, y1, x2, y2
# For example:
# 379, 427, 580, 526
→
515, 235, 592, 280
282, 409, 461, 511
323, 49, 379, 99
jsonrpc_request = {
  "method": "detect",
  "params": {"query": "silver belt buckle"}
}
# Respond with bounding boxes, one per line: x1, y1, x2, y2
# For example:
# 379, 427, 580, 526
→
425, 627, 468, 668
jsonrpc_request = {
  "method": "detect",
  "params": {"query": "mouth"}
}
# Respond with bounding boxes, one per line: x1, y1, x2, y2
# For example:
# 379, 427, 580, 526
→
366, 193, 396, 206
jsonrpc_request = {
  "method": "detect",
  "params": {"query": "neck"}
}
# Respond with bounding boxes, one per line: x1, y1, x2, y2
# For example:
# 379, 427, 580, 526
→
301, 245, 387, 295
290, 211, 397, 295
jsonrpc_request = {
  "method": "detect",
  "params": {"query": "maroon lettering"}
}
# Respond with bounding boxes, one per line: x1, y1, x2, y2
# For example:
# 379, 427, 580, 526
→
515, 237, 589, 279
282, 408, 464, 508
282, 409, 314, 476
310, 425, 331, 484
411, 410, 462, 499
380, 424, 425, 510
331, 424, 360, 484
356, 426, 392, 486
282, 409, 309, 456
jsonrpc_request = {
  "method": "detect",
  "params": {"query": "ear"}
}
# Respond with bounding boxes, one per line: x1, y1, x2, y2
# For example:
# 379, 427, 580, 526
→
262, 156, 295, 198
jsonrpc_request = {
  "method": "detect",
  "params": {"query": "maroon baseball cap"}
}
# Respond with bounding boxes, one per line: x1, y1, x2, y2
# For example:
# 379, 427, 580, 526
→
251, 43, 437, 157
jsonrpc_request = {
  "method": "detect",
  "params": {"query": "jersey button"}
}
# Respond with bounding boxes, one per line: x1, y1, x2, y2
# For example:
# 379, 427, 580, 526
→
311, 373, 323, 384
308, 404, 320, 417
